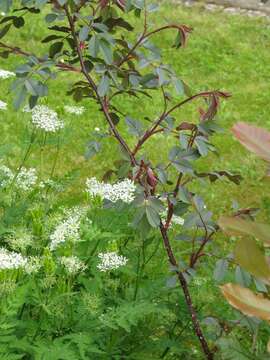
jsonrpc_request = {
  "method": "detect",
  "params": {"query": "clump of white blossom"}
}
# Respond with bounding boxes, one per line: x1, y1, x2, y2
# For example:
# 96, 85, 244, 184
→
31, 105, 64, 132
59, 256, 86, 274
86, 177, 136, 204
0, 69, 15, 79
64, 105, 85, 115
0, 248, 28, 270
97, 251, 128, 272
0, 165, 13, 188
24, 256, 42, 274
16, 167, 37, 191
0, 165, 37, 191
5, 230, 33, 252
171, 215, 185, 226
0, 100, 7, 110
49, 207, 86, 250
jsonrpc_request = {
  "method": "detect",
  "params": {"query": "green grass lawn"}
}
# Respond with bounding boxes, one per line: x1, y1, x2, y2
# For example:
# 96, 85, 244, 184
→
1, 3, 270, 215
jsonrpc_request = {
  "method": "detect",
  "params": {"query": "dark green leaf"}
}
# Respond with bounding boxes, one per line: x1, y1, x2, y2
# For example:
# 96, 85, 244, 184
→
41, 34, 63, 43
79, 26, 89, 41
13, 86, 27, 110
0, 24, 11, 39
97, 75, 110, 97
49, 41, 63, 58
99, 39, 113, 64
88, 35, 99, 58
45, 13, 58, 23
85, 141, 101, 159
145, 205, 160, 228
125, 117, 144, 137
214, 259, 228, 282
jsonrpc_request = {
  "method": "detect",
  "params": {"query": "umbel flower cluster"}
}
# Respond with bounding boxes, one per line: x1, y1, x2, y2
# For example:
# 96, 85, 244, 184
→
160, 211, 185, 227
0, 249, 86, 275
86, 177, 136, 204
64, 105, 85, 115
0, 165, 37, 191
31, 105, 64, 132
0, 165, 13, 188
16, 167, 37, 191
59, 256, 86, 274
97, 251, 128, 272
0, 69, 15, 79
0, 100, 7, 110
0, 248, 28, 270
49, 207, 86, 250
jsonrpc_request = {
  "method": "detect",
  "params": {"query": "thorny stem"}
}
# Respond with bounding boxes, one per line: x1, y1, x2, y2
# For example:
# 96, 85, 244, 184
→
160, 225, 214, 359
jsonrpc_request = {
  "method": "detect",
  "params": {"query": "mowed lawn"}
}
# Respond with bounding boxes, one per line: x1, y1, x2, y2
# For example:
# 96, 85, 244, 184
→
1, 2, 270, 219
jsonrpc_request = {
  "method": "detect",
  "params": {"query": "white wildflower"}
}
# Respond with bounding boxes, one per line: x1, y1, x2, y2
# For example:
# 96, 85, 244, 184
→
31, 105, 64, 132
159, 196, 185, 228
24, 256, 42, 274
16, 167, 37, 191
0, 100, 7, 110
39, 179, 55, 189
171, 214, 185, 226
0, 165, 13, 188
49, 207, 85, 250
94, 127, 100, 132
86, 177, 136, 204
59, 256, 86, 274
6, 231, 33, 252
0, 248, 28, 270
97, 251, 128, 272
1, 12, 6, 16
0, 69, 15, 79
161, 211, 184, 227
64, 105, 85, 115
